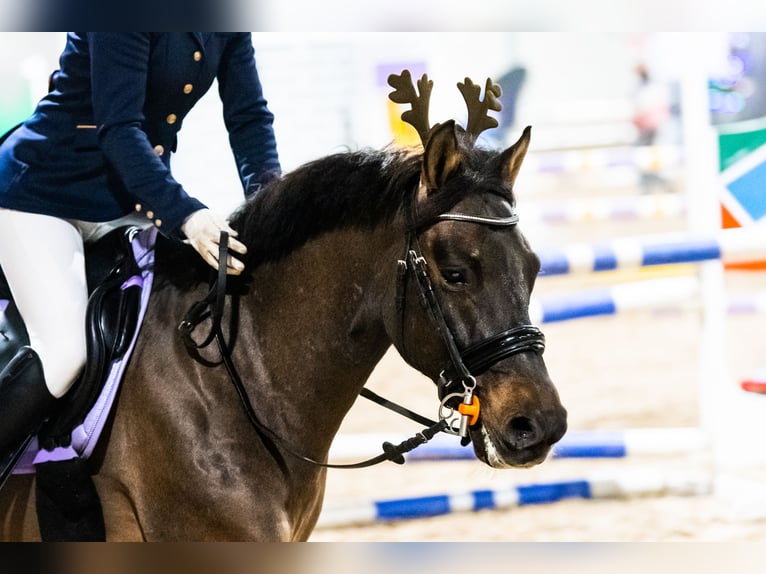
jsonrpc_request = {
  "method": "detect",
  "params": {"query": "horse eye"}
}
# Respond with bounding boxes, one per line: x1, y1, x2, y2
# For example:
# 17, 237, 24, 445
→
442, 268, 467, 285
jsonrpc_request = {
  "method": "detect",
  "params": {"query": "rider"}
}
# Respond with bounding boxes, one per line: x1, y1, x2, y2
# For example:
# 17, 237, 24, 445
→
0, 33, 280, 472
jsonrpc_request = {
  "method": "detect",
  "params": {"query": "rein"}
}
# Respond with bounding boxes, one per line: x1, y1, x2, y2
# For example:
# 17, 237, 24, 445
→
179, 193, 547, 468
179, 234, 448, 469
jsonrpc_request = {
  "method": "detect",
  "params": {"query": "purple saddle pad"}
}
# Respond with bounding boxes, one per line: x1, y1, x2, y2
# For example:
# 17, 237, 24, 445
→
14, 226, 157, 474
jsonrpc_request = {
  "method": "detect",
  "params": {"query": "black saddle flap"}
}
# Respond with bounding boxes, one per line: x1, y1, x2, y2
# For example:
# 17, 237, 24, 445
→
38, 226, 144, 447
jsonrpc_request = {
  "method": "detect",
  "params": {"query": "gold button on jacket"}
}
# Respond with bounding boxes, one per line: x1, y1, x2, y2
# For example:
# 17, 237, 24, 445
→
0, 34, 280, 234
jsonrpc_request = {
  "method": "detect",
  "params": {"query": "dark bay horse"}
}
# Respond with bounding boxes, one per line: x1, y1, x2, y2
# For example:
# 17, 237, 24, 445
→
0, 87, 567, 541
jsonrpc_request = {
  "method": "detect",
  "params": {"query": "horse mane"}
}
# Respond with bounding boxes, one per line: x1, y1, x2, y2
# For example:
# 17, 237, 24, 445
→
154, 143, 507, 291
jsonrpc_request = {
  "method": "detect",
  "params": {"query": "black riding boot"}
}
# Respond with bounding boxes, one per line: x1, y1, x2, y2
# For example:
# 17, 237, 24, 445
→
0, 346, 57, 488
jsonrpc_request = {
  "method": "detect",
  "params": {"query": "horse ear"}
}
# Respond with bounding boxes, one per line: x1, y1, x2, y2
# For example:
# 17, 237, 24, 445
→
421, 120, 461, 194
497, 125, 531, 187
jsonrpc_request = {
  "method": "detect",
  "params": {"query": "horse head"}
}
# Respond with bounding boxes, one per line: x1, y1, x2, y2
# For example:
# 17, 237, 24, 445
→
387, 71, 567, 469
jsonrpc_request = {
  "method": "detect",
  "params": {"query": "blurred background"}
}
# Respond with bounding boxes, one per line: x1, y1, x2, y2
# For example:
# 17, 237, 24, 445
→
1, 33, 761, 211
2, 32, 765, 543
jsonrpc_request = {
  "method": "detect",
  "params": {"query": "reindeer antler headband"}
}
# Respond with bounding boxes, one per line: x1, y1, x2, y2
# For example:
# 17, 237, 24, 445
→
387, 69, 502, 144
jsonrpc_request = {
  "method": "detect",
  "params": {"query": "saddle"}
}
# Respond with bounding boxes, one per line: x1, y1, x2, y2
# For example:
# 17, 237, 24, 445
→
0, 225, 156, 540
0, 226, 142, 444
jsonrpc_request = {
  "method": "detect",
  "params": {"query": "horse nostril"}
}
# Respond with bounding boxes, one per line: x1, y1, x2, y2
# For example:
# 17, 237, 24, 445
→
507, 416, 539, 449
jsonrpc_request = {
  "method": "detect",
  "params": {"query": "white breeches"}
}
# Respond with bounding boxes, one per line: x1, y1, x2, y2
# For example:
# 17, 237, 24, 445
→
0, 209, 150, 398
0, 209, 88, 397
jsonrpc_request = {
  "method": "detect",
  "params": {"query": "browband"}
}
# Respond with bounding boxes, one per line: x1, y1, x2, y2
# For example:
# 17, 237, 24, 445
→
435, 212, 519, 227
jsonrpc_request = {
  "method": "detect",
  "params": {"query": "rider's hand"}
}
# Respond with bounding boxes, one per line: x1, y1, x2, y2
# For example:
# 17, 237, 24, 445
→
180, 208, 247, 275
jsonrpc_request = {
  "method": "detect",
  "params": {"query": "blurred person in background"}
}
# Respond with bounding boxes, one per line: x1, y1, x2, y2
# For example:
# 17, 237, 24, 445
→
631, 62, 673, 193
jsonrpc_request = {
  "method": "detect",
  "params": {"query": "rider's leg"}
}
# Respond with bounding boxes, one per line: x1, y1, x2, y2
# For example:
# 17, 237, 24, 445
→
0, 208, 88, 456
0, 345, 52, 473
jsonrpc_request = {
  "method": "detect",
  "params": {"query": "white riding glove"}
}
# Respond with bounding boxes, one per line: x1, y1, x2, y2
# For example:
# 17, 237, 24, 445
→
180, 208, 248, 275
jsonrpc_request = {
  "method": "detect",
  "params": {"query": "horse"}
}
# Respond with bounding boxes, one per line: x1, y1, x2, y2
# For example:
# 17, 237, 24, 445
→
0, 74, 567, 541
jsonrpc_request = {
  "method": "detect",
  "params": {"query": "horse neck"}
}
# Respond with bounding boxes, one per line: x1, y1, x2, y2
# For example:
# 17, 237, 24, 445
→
237, 223, 402, 452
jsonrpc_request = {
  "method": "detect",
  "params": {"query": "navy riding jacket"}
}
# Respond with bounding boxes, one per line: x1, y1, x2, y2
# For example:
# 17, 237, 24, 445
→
0, 32, 281, 235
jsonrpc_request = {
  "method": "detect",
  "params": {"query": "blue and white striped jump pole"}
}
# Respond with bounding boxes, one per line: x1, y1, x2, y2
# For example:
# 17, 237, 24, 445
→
529, 279, 766, 324
316, 470, 711, 528
329, 427, 709, 463
529, 277, 699, 323
537, 227, 766, 277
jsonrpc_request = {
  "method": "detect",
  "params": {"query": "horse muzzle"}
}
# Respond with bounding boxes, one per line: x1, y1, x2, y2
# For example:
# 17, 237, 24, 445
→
468, 390, 568, 469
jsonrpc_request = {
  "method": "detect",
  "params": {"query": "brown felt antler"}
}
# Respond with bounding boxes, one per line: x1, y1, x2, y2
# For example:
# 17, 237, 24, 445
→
387, 70, 436, 144
457, 77, 502, 139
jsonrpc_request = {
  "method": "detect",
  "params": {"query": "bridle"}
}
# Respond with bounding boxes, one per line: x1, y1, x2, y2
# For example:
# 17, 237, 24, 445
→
178, 193, 546, 468
179, 236, 445, 469
391, 191, 546, 441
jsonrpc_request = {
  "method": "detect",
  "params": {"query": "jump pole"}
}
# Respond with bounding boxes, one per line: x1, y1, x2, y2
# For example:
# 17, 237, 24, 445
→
529, 276, 699, 323
315, 470, 712, 528
528, 277, 766, 324
726, 291, 766, 315
524, 144, 682, 175
536, 226, 766, 278
740, 368, 766, 394
328, 427, 710, 462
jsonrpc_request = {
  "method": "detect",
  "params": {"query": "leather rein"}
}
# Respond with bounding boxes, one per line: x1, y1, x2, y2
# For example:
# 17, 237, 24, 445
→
179, 199, 546, 468
179, 235, 446, 469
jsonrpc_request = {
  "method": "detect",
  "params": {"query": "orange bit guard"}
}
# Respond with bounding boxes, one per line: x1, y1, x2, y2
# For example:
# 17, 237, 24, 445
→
457, 395, 481, 425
